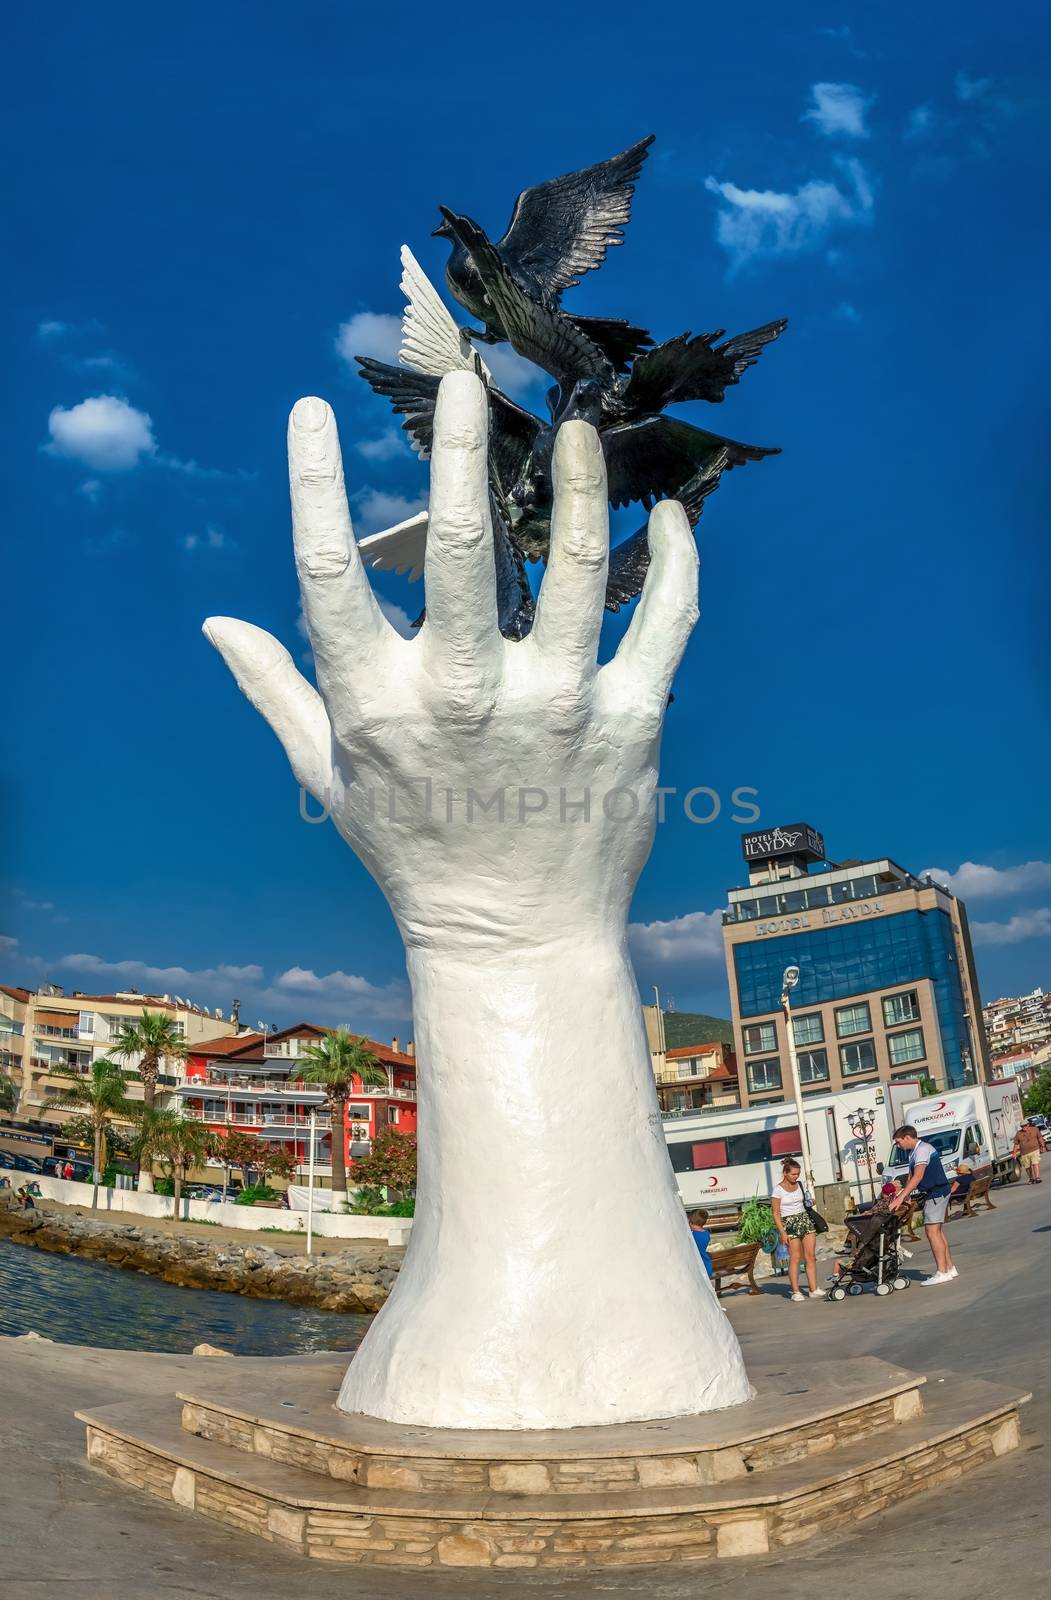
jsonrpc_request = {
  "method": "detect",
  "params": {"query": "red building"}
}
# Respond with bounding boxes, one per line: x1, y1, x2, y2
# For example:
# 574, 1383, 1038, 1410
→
178, 1022, 417, 1184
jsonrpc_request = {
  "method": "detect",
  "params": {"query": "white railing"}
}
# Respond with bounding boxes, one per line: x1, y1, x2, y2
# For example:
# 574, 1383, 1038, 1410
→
182, 1076, 415, 1100
181, 1107, 332, 1130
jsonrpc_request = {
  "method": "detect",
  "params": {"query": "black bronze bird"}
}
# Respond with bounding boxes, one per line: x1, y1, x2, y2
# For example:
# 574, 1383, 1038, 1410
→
432, 136, 656, 373
355, 355, 734, 634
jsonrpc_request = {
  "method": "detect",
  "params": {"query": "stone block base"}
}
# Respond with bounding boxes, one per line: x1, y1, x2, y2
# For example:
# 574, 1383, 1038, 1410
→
77, 1359, 1028, 1571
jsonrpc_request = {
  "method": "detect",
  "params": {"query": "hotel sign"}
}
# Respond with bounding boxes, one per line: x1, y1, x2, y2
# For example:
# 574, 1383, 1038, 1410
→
754, 900, 888, 937
742, 823, 825, 864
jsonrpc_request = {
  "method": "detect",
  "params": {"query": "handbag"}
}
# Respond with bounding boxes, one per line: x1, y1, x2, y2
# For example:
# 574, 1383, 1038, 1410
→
804, 1193, 829, 1233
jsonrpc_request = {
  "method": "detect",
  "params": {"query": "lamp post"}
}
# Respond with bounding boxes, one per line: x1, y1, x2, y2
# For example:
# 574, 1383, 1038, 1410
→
848, 1106, 877, 1203
306, 1106, 317, 1257
780, 965, 815, 1187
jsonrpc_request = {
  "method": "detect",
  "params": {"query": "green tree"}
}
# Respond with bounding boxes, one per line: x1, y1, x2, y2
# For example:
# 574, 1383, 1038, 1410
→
296, 1030, 387, 1205
43, 1059, 132, 1208
0, 1073, 16, 1115
351, 1128, 418, 1199
1023, 1069, 1051, 1119
110, 1012, 189, 1191
143, 1109, 215, 1212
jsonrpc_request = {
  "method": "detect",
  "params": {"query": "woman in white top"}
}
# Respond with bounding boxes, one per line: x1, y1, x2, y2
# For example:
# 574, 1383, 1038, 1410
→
771, 1157, 822, 1302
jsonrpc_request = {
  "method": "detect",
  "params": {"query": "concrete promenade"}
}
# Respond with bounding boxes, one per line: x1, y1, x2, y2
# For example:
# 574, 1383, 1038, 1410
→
2, 1181, 1047, 1599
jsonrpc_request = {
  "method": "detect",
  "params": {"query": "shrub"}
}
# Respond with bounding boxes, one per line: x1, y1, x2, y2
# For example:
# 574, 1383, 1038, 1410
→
235, 1183, 280, 1206
737, 1196, 778, 1253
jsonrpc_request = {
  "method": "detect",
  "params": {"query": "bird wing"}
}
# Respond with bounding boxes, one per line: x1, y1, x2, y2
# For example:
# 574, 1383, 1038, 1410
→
623, 319, 788, 411
499, 136, 655, 299
356, 356, 539, 484
398, 245, 492, 381
603, 415, 779, 508
356, 359, 440, 457
440, 209, 616, 390
605, 452, 727, 611
358, 511, 429, 582
569, 315, 653, 374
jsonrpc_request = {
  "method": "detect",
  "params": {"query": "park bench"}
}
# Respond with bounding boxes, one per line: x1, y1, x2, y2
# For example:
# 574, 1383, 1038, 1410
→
710, 1240, 762, 1298
707, 1209, 743, 1235
948, 1174, 996, 1218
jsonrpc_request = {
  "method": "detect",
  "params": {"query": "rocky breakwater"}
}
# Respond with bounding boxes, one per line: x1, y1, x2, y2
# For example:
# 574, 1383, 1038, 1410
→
0, 1195, 401, 1314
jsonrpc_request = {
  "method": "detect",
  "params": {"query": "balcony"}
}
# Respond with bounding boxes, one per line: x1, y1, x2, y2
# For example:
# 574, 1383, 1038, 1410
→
178, 1075, 415, 1100
181, 1105, 333, 1131
34, 1024, 80, 1040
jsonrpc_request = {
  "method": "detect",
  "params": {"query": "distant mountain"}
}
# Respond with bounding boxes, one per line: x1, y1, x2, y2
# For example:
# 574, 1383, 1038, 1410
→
662, 1010, 734, 1049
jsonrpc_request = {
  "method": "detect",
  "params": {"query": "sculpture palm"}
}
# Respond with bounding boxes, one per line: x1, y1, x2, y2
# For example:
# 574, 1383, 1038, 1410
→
205, 371, 750, 1429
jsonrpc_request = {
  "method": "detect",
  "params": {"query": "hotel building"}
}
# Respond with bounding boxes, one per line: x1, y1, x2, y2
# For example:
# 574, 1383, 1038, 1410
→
722, 824, 990, 1108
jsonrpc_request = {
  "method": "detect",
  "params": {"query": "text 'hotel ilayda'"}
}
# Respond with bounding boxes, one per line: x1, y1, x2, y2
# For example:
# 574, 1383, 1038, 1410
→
721, 824, 989, 1108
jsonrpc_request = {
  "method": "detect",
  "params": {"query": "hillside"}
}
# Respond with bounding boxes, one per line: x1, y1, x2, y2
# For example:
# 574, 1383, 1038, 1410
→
661, 1010, 734, 1049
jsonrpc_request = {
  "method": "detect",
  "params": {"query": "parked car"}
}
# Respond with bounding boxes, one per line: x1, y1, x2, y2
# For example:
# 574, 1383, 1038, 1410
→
0, 1151, 44, 1174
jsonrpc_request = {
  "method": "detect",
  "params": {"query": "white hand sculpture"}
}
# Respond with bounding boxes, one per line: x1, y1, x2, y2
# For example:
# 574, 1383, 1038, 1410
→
206, 371, 750, 1428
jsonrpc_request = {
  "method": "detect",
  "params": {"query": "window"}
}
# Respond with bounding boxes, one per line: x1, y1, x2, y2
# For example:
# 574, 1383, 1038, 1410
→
347, 1104, 371, 1120
732, 907, 972, 1089
770, 1126, 802, 1157
792, 1013, 824, 1045
387, 1105, 400, 1124
78, 1011, 95, 1036
690, 1139, 728, 1168
840, 1039, 877, 1076
836, 1002, 871, 1037
743, 1021, 778, 1056
676, 1058, 699, 1079
887, 1027, 925, 1066
746, 1058, 782, 1094
798, 1048, 830, 1084
883, 990, 920, 1027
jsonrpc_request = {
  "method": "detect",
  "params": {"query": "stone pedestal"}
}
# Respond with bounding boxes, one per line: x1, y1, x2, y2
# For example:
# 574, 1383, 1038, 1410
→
77, 1356, 1028, 1571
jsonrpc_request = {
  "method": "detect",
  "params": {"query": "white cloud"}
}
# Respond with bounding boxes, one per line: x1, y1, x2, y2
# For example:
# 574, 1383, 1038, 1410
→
481, 343, 545, 397
705, 156, 874, 268
905, 105, 936, 141
183, 524, 233, 553
0, 934, 18, 953
971, 909, 1051, 948
357, 430, 408, 462
835, 301, 861, 322
335, 311, 402, 366
59, 952, 264, 990
270, 966, 411, 1026
803, 82, 873, 140
77, 478, 102, 503
922, 860, 1051, 900
377, 598, 416, 638
955, 71, 991, 104
628, 908, 726, 970
37, 320, 70, 341
353, 488, 427, 537
45, 394, 157, 472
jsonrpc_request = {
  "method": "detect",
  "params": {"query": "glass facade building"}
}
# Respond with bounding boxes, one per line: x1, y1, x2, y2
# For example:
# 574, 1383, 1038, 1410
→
722, 838, 988, 1105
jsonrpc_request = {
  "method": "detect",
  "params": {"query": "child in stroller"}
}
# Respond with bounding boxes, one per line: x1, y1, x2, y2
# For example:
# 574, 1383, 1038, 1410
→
826, 1185, 912, 1300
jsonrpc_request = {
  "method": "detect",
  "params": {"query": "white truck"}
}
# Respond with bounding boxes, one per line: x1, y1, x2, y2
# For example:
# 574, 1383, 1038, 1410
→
664, 1082, 922, 1212
883, 1081, 1023, 1188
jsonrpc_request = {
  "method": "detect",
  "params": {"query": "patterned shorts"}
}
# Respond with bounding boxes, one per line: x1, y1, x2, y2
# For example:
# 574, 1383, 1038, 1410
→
784, 1212, 816, 1239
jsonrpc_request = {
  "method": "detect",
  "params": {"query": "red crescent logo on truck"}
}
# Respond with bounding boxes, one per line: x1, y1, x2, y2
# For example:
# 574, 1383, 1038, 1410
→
707, 1175, 721, 1188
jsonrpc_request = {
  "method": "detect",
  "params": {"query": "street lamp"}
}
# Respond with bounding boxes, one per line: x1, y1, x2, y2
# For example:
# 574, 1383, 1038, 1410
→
780, 965, 815, 1188
848, 1106, 877, 1202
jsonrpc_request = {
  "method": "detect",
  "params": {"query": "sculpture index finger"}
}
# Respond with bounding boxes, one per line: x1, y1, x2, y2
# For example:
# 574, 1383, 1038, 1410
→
289, 397, 392, 688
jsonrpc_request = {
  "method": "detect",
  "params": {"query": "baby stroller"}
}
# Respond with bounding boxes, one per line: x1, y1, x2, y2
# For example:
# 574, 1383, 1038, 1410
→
825, 1209, 911, 1301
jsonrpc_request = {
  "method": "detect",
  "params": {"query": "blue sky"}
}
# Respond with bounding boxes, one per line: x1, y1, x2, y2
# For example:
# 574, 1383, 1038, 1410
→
2, 2, 1049, 1036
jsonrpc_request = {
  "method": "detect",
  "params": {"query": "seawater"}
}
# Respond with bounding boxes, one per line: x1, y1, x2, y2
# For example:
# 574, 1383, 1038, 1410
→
0, 1237, 370, 1356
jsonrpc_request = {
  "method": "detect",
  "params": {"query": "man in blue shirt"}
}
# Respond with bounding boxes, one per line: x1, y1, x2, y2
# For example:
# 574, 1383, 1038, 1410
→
688, 1209, 714, 1278
889, 1124, 957, 1287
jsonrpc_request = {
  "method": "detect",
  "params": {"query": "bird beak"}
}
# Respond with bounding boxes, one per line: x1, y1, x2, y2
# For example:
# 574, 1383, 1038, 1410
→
431, 222, 448, 238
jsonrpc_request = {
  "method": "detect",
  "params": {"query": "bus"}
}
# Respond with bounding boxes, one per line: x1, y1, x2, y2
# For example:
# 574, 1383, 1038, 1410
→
663, 1083, 921, 1211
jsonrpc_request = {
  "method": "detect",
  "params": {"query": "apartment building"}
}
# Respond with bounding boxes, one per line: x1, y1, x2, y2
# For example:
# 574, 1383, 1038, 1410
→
0, 980, 237, 1129
177, 1022, 418, 1183
722, 824, 989, 1109
653, 1041, 741, 1117
984, 987, 1051, 1068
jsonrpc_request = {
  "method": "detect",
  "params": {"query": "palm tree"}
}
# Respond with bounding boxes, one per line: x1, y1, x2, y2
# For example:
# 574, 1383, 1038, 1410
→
146, 1110, 215, 1213
110, 1011, 188, 1190
44, 1059, 132, 1209
0, 1074, 17, 1115
296, 1030, 387, 1205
